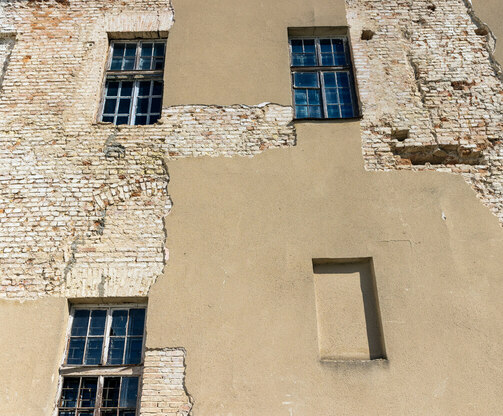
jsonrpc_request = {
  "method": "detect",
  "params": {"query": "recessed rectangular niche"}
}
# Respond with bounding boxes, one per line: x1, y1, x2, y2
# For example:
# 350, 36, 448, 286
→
312, 258, 386, 361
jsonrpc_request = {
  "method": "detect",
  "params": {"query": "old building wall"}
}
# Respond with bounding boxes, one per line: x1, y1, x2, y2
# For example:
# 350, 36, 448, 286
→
0, 0, 294, 300
346, 0, 503, 222
0, 0, 502, 415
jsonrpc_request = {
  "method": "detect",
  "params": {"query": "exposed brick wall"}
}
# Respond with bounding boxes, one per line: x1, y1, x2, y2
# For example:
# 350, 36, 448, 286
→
0, 0, 295, 300
141, 349, 192, 416
346, 0, 503, 222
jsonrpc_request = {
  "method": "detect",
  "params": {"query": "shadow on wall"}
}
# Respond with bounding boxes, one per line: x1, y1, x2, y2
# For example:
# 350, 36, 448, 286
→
313, 258, 386, 361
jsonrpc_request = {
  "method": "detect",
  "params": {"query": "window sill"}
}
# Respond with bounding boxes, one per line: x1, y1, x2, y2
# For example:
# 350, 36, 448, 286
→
60, 364, 143, 376
293, 115, 362, 123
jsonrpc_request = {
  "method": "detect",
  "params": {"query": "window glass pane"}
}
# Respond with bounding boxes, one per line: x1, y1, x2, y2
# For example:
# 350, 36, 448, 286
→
128, 309, 145, 336
140, 57, 152, 70
294, 90, 307, 105
59, 411, 75, 416
152, 81, 163, 96
150, 97, 162, 114
84, 337, 103, 365
135, 115, 148, 125
141, 43, 153, 56
120, 82, 133, 97
138, 81, 151, 96
293, 72, 318, 88
327, 105, 341, 118
323, 72, 336, 87
325, 89, 339, 104
333, 39, 345, 53
113, 44, 125, 57
71, 310, 90, 336
89, 310, 106, 335
291, 39, 303, 53
334, 54, 347, 66
102, 378, 120, 408
153, 58, 164, 70
117, 99, 131, 114
137, 98, 149, 114
319, 39, 332, 53
340, 105, 355, 118
102, 116, 114, 123
116, 116, 129, 125
154, 43, 165, 56
104, 99, 117, 115
119, 411, 137, 416
123, 58, 135, 70
108, 337, 125, 364
338, 88, 352, 104
295, 106, 308, 118
60, 378, 80, 407
336, 72, 350, 88
101, 411, 116, 416
124, 338, 143, 364
67, 338, 85, 365
150, 114, 160, 124
303, 39, 315, 53
321, 54, 334, 66
307, 89, 321, 106
77, 412, 94, 416
292, 53, 317, 67
125, 44, 136, 57
79, 378, 98, 408
119, 377, 139, 408
106, 81, 119, 97
110, 58, 122, 71
308, 106, 322, 118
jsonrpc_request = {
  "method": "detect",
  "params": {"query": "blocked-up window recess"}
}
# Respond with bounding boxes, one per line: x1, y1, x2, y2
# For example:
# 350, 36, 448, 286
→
312, 258, 386, 361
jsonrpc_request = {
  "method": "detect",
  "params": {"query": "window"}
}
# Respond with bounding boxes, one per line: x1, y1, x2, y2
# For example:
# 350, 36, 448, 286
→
57, 306, 146, 415
58, 376, 139, 416
100, 41, 165, 125
289, 37, 359, 119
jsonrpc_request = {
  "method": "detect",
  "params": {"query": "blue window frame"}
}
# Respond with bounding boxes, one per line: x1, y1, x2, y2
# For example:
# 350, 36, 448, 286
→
100, 40, 165, 126
289, 37, 359, 119
66, 307, 146, 366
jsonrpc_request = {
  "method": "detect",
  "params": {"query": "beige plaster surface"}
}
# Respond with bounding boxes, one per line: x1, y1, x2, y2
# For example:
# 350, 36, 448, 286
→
148, 122, 503, 415
0, 298, 68, 416
164, 0, 347, 106
472, 0, 503, 62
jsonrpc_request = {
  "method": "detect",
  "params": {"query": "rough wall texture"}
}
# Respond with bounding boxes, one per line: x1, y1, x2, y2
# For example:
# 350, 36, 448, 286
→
0, 0, 295, 300
346, 0, 503, 222
0, 35, 15, 89
141, 349, 192, 416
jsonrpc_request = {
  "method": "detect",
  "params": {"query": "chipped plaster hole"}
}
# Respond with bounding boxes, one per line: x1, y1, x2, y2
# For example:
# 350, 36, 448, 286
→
427, 4, 436, 12
391, 128, 409, 141
361, 30, 375, 41
475, 28, 489, 36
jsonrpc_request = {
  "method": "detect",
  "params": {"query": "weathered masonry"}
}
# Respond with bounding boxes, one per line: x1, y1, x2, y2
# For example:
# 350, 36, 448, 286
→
0, 0, 503, 415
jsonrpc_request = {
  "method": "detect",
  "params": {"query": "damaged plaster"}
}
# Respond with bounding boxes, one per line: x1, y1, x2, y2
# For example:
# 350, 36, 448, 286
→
346, 0, 503, 223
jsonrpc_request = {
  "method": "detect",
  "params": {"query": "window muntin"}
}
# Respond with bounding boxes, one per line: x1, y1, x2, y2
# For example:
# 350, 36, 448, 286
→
66, 307, 146, 366
289, 36, 358, 119
100, 40, 165, 126
58, 376, 139, 416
